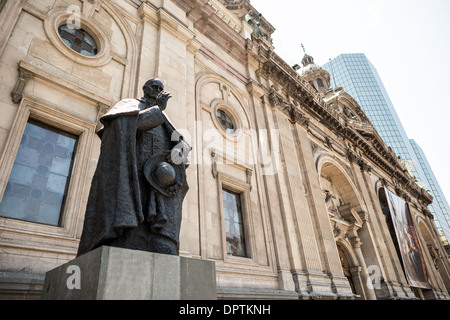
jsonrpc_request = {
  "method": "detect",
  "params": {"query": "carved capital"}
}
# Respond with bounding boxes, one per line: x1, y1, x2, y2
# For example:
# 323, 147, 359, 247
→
357, 159, 372, 173
349, 266, 362, 276
268, 87, 280, 107
358, 211, 369, 223
394, 186, 405, 199
346, 148, 357, 163
422, 206, 433, 219
333, 225, 349, 241
350, 236, 362, 248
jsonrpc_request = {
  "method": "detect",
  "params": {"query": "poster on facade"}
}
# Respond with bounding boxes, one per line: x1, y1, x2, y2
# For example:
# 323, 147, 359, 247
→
384, 188, 431, 289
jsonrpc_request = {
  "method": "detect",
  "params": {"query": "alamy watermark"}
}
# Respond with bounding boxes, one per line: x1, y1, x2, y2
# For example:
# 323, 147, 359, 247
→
66, 5, 81, 30
367, 264, 382, 290
66, 265, 81, 290
170, 124, 282, 176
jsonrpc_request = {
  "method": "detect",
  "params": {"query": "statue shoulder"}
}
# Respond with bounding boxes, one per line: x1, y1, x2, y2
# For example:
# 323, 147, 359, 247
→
111, 98, 141, 113
103, 99, 141, 119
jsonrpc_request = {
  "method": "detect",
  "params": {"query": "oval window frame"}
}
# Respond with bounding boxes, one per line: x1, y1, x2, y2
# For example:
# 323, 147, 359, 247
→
216, 108, 236, 135
44, 8, 112, 67
210, 99, 243, 140
57, 24, 99, 57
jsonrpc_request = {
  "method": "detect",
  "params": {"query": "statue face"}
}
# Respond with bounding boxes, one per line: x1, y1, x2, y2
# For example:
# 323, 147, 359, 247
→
143, 78, 164, 100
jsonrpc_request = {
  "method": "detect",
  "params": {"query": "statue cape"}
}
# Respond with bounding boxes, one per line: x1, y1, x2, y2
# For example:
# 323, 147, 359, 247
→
77, 99, 186, 256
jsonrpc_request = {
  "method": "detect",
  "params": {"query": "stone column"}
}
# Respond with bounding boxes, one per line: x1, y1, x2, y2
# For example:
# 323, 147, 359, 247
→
349, 266, 365, 299
349, 235, 377, 300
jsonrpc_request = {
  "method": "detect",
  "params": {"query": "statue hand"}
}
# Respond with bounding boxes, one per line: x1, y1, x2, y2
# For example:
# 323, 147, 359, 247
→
167, 181, 182, 196
167, 145, 189, 166
166, 153, 175, 165
156, 91, 172, 111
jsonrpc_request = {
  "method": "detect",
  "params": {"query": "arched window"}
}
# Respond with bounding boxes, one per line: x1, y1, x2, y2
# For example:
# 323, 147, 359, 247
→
337, 245, 357, 294
317, 78, 324, 88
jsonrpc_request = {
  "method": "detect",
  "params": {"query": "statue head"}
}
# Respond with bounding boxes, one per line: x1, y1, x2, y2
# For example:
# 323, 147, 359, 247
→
143, 78, 164, 101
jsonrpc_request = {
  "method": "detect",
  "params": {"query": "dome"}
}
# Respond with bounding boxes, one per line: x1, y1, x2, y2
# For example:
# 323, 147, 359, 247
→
302, 62, 321, 75
301, 53, 321, 75
300, 53, 331, 92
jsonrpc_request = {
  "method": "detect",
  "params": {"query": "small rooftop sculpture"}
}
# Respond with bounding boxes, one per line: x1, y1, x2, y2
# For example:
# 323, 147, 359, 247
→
245, 10, 264, 38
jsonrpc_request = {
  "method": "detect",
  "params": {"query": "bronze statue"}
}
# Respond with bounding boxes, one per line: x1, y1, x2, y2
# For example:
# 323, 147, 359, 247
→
245, 10, 264, 38
77, 78, 190, 256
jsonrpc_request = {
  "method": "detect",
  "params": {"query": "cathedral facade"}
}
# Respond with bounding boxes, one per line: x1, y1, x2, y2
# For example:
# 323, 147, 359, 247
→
0, 0, 449, 300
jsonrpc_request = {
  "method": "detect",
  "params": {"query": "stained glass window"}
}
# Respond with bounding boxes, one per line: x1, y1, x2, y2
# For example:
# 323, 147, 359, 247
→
0, 120, 78, 226
222, 189, 247, 257
217, 110, 235, 134
58, 25, 98, 57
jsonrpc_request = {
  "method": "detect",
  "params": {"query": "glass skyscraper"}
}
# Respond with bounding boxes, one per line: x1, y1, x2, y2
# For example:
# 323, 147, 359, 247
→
411, 139, 450, 252
323, 53, 450, 253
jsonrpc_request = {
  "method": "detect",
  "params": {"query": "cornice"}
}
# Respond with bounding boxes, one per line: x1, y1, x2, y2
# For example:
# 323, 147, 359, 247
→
254, 44, 433, 206
207, 0, 242, 33
184, 0, 247, 64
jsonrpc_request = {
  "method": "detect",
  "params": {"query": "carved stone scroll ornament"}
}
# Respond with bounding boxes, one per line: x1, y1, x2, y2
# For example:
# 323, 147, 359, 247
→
211, 149, 218, 178
346, 147, 358, 163
246, 168, 253, 190
11, 67, 33, 104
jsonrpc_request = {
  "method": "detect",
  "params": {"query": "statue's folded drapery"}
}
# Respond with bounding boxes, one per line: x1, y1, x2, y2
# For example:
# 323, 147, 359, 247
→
77, 98, 189, 257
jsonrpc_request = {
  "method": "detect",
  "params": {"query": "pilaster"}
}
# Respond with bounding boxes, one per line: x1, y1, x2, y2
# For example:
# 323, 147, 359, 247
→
257, 93, 297, 292
137, 2, 201, 123
293, 125, 343, 276
0, 0, 23, 58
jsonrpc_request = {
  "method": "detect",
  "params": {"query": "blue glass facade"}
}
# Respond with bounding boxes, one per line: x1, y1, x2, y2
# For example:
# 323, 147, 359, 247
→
323, 53, 450, 251
411, 139, 450, 252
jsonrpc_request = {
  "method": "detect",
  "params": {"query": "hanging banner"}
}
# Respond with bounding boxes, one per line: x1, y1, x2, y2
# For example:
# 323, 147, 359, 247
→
384, 188, 431, 289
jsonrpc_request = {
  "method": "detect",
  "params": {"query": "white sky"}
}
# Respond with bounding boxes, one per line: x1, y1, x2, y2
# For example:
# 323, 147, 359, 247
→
252, 0, 450, 204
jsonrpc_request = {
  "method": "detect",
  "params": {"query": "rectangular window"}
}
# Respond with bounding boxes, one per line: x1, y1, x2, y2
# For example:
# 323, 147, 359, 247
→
0, 119, 78, 226
222, 189, 247, 257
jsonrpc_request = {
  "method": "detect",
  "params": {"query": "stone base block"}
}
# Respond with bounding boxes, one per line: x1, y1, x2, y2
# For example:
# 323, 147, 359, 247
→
41, 246, 217, 300
0, 271, 44, 300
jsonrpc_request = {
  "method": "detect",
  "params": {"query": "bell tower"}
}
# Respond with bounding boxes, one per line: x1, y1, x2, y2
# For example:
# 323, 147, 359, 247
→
301, 46, 331, 94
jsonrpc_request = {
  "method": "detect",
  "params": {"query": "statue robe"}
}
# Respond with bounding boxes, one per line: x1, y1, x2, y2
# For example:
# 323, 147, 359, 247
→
77, 99, 189, 257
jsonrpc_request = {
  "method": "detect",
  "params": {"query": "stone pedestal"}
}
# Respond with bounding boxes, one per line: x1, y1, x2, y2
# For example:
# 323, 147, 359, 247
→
41, 246, 217, 300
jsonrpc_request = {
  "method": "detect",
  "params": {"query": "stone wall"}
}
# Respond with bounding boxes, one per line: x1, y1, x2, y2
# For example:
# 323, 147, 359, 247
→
0, 0, 448, 300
